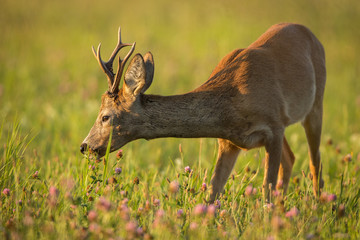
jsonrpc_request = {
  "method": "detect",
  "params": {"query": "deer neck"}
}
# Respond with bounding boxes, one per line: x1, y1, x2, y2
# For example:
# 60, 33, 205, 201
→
139, 91, 227, 140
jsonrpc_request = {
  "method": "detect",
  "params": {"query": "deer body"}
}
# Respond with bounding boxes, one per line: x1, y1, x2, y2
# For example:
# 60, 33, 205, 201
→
81, 23, 326, 202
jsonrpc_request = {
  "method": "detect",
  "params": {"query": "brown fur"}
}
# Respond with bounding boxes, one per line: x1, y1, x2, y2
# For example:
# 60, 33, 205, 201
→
82, 23, 326, 202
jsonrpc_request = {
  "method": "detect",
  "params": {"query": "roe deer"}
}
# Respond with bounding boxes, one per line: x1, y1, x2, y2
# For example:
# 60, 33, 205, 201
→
81, 23, 326, 202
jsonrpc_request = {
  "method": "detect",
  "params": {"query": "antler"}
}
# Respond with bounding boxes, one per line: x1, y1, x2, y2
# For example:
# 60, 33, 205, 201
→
92, 27, 136, 93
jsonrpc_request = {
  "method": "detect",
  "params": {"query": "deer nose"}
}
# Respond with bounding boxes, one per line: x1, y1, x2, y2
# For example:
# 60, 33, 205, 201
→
80, 143, 87, 154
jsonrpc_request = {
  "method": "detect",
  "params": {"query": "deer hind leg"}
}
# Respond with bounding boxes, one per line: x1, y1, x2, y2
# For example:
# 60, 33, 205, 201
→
277, 137, 295, 194
262, 130, 284, 202
209, 139, 240, 203
302, 105, 324, 197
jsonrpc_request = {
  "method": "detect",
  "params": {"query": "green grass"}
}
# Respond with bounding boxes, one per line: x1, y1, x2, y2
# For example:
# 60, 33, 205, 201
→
1, 0, 360, 239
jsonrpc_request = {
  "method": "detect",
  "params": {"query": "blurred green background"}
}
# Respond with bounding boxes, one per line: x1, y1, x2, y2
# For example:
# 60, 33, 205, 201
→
1, 0, 359, 181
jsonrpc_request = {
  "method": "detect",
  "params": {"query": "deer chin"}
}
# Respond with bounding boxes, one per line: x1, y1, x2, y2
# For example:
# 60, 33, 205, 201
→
92, 146, 122, 160
85, 148, 102, 161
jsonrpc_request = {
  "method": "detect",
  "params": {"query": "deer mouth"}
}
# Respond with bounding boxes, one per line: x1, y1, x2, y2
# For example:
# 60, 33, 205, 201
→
88, 146, 120, 160
80, 143, 106, 159
92, 147, 110, 160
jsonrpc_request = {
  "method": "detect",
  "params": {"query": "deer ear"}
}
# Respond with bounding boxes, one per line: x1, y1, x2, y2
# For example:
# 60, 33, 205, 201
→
124, 54, 147, 97
142, 51, 154, 93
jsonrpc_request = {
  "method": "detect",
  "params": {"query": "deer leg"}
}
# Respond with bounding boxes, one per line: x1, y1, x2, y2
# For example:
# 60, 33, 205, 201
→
262, 131, 284, 202
209, 139, 240, 203
277, 137, 295, 193
302, 106, 324, 197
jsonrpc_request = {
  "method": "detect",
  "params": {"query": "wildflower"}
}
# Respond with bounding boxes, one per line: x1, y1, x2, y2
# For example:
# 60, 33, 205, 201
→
327, 193, 337, 202
292, 176, 300, 184
335, 146, 341, 154
245, 185, 257, 196
285, 207, 299, 218
265, 203, 275, 210
119, 204, 130, 221
320, 192, 337, 203
169, 181, 180, 194
116, 149, 123, 159
272, 189, 281, 197
276, 180, 283, 189
219, 209, 227, 218
137, 207, 144, 216
145, 200, 151, 211
137, 227, 144, 236
133, 177, 140, 185
32, 171, 39, 179
2, 188, 10, 196
184, 166, 191, 173
337, 204, 345, 218
49, 186, 59, 198
193, 204, 206, 216
48, 186, 59, 207
89, 223, 101, 234
343, 153, 352, 163
207, 204, 216, 218
108, 177, 117, 184
189, 222, 198, 230
306, 233, 316, 239
201, 183, 207, 191
115, 167, 122, 175
215, 199, 221, 209
62, 177, 75, 191
144, 233, 153, 240
153, 209, 165, 228
155, 209, 165, 218
88, 210, 97, 222
153, 199, 160, 207
177, 209, 184, 218
326, 138, 333, 145
125, 221, 137, 236
96, 197, 111, 211
121, 198, 129, 205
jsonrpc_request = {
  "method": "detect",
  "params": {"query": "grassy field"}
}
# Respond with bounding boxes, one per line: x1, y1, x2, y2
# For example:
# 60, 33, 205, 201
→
1, 0, 360, 239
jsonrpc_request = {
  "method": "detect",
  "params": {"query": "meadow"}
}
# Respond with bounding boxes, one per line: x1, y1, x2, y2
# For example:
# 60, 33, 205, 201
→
1, 0, 360, 239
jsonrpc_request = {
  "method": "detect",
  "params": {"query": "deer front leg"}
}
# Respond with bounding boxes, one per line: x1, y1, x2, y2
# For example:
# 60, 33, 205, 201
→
277, 137, 295, 193
263, 131, 284, 202
209, 139, 241, 203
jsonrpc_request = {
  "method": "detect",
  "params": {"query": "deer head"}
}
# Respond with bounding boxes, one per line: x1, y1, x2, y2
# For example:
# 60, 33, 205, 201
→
80, 28, 154, 157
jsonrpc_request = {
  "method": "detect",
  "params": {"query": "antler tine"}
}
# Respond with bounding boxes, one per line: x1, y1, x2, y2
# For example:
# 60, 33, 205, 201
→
106, 28, 132, 68
92, 43, 114, 89
111, 42, 136, 93
92, 27, 134, 92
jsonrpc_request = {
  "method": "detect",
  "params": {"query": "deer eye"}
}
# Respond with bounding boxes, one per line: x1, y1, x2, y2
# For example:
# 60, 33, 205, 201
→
102, 116, 110, 122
